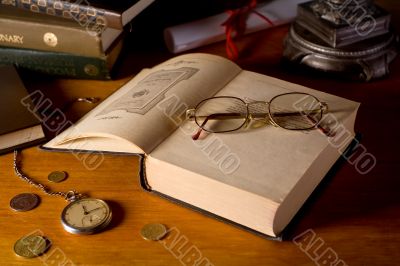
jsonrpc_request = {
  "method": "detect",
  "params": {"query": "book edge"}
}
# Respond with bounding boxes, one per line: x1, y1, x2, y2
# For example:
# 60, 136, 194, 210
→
139, 136, 360, 240
281, 134, 362, 240
138, 154, 282, 241
0, 126, 46, 155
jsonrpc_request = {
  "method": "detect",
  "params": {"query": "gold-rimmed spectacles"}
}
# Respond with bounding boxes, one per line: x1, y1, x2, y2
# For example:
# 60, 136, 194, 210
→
186, 92, 329, 140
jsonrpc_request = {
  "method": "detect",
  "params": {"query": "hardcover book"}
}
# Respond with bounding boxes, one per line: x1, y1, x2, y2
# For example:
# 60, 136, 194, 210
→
0, 66, 45, 154
42, 53, 360, 237
1, 0, 155, 30
0, 36, 123, 80
0, 7, 122, 57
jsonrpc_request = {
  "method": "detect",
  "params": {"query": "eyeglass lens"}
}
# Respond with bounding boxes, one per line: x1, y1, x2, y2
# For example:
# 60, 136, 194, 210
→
194, 97, 248, 133
269, 93, 322, 130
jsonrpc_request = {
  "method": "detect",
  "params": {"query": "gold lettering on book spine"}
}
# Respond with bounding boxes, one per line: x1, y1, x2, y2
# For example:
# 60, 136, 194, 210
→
37, 0, 46, 7
63, 10, 72, 18
86, 7, 97, 17
53, 1, 63, 10
30, 5, 39, 12
96, 16, 107, 26
1, 0, 16, 6
0, 34, 24, 44
70, 4, 80, 14
79, 14, 88, 23
47, 8, 55, 15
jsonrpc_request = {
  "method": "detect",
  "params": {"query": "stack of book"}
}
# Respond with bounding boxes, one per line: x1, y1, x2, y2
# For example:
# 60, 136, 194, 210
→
0, 0, 155, 80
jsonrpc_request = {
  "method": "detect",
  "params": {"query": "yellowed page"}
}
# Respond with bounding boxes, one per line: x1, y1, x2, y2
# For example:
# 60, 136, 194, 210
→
149, 70, 360, 202
44, 54, 241, 154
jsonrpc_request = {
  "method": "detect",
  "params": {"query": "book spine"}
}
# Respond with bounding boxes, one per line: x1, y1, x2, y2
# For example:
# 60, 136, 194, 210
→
0, 46, 112, 80
0, 15, 105, 57
1, 0, 122, 29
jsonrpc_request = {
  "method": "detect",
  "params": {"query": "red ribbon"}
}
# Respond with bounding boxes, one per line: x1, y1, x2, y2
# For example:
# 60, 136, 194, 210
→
222, 0, 274, 60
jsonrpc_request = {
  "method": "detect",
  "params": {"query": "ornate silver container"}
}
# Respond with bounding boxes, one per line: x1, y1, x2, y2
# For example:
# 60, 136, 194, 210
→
283, 0, 398, 81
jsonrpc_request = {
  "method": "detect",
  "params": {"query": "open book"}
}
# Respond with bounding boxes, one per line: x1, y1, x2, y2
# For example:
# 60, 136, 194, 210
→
43, 53, 360, 238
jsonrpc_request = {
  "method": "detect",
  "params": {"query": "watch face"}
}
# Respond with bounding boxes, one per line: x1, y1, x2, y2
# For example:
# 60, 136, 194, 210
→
61, 198, 112, 234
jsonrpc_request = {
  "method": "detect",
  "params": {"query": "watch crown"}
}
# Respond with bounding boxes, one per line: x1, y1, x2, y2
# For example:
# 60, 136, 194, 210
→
65, 191, 82, 202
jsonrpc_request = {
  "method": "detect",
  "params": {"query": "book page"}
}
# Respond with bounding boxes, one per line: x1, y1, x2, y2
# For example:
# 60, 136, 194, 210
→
149, 70, 360, 202
44, 54, 241, 154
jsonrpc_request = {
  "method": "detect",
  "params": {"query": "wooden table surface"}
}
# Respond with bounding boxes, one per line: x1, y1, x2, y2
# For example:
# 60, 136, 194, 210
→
1, 1, 400, 265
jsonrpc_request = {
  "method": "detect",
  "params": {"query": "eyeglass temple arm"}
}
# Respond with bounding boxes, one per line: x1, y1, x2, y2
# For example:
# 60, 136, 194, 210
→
186, 111, 247, 140
304, 103, 334, 137
189, 113, 245, 140
192, 117, 209, 140
306, 115, 333, 136
186, 109, 204, 140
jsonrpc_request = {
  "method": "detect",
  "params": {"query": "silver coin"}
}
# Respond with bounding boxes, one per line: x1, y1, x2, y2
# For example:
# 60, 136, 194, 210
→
10, 193, 40, 212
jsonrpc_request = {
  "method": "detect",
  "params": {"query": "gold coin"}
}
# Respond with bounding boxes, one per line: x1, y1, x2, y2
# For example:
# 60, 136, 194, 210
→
140, 223, 167, 241
14, 235, 49, 258
48, 171, 68, 183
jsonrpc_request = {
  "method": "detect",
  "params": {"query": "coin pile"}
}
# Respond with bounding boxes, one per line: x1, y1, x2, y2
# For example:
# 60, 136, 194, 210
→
14, 235, 50, 258
10, 193, 40, 212
48, 171, 68, 183
140, 223, 168, 241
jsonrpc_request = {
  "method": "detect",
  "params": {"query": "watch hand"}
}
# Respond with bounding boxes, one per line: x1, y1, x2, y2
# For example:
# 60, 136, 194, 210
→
82, 205, 89, 215
87, 207, 102, 213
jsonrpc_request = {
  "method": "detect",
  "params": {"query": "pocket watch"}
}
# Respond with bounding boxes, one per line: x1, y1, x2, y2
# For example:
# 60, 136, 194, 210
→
61, 198, 112, 234
13, 150, 113, 235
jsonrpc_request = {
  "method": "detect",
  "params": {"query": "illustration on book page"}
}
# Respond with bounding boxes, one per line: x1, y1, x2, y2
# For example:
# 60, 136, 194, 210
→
97, 67, 199, 116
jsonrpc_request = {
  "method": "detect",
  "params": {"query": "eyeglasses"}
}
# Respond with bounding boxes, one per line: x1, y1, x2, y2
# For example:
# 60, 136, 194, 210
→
186, 92, 330, 140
